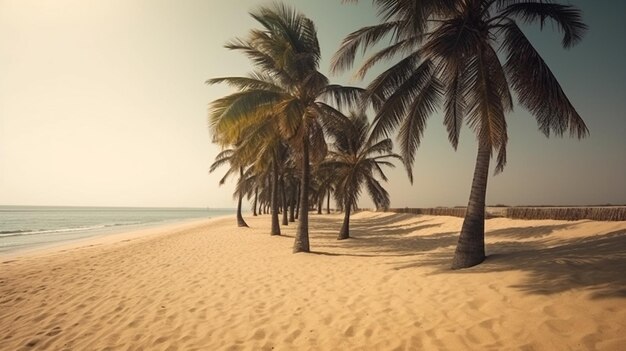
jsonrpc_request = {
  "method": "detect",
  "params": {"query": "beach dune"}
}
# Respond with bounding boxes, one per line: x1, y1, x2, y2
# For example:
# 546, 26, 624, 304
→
1, 212, 625, 350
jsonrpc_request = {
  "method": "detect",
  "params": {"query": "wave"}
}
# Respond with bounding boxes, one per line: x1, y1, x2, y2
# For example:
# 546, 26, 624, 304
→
0, 222, 145, 238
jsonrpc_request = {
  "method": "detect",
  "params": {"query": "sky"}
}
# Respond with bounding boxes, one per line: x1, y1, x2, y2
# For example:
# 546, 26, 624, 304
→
1, 0, 625, 208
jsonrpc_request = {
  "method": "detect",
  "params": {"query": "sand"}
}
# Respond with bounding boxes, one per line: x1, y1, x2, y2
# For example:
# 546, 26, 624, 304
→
1, 211, 625, 350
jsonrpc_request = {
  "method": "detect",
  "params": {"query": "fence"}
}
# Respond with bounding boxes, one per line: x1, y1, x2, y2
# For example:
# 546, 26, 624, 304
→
385, 207, 626, 221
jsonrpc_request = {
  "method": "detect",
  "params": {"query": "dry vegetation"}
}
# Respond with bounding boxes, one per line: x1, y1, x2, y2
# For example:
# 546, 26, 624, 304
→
387, 207, 626, 221
505, 207, 626, 221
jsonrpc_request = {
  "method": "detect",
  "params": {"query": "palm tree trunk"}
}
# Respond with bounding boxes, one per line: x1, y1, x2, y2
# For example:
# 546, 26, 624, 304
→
294, 184, 300, 220
451, 141, 490, 269
326, 188, 331, 214
270, 154, 281, 236
253, 187, 258, 216
281, 176, 288, 226
289, 185, 296, 222
338, 200, 351, 240
293, 136, 310, 252
317, 195, 322, 214
236, 167, 248, 227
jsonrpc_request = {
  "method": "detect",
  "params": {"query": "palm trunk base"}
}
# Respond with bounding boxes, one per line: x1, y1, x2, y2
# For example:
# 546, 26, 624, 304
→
289, 205, 295, 222
271, 210, 281, 235
451, 238, 485, 269
236, 168, 248, 228
337, 206, 350, 240
337, 230, 349, 240
293, 210, 310, 252
292, 234, 310, 252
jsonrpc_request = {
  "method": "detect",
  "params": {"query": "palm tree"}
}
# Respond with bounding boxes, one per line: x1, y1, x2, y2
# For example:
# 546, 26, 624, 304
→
207, 3, 363, 252
332, 0, 588, 268
209, 148, 249, 227
235, 167, 262, 217
312, 165, 335, 215
236, 118, 288, 236
324, 112, 401, 240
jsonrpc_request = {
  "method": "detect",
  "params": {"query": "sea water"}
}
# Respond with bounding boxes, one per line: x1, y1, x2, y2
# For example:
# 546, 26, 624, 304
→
0, 206, 234, 254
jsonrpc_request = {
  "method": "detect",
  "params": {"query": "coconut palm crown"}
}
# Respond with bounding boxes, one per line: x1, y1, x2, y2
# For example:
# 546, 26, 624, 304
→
332, 0, 588, 268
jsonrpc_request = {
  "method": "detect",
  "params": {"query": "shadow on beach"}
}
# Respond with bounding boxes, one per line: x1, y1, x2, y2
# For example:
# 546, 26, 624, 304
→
308, 212, 626, 299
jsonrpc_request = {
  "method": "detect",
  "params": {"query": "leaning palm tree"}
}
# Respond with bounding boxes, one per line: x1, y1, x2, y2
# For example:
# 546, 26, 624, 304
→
207, 3, 363, 252
332, 0, 588, 268
324, 112, 401, 240
209, 148, 249, 227
238, 167, 264, 217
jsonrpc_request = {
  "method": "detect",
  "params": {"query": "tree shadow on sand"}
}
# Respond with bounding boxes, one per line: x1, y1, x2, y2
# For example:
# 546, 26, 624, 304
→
486, 222, 588, 239
311, 213, 626, 299
482, 230, 626, 299
311, 213, 457, 257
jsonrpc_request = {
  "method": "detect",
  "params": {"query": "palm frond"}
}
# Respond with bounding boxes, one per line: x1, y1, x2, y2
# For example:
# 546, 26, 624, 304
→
308, 120, 329, 164
440, 57, 466, 149
206, 76, 283, 92
275, 97, 305, 139
364, 175, 390, 210
354, 35, 422, 80
319, 85, 365, 111
330, 21, 402, 74
364, 138, 394, 155
396, 75, 442, 182
370, 59, 438, 141
364, 51, 421, 111
208, 90, 284, 135
314, 102, 352, 134
224, 38, 284, 79
502, 21, 588, 138
209, 149, 233, 173
464, 48, 507, 157
498, 2, 587, 48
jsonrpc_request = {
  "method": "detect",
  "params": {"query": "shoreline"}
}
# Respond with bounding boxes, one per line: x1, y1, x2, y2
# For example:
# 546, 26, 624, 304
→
0, 215, 230, 260
1, 211, 624, 350
0, 204, 236, 257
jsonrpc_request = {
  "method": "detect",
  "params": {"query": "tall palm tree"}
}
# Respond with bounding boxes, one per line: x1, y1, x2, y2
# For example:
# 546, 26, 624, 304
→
207, 3, 363, 252
324, 112, 401, 240
332, 0, 588, 268
209, 148, 249, 227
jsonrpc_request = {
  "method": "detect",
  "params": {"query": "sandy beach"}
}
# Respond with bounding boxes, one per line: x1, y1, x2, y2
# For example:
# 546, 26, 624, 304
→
1, 211, 625, 350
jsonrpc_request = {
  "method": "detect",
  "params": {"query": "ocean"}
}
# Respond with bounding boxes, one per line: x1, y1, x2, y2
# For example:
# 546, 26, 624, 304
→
0, 206, 234, 254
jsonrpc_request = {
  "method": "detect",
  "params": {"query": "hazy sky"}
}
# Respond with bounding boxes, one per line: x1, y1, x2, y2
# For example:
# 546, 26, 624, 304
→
1, 0, 625, 208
